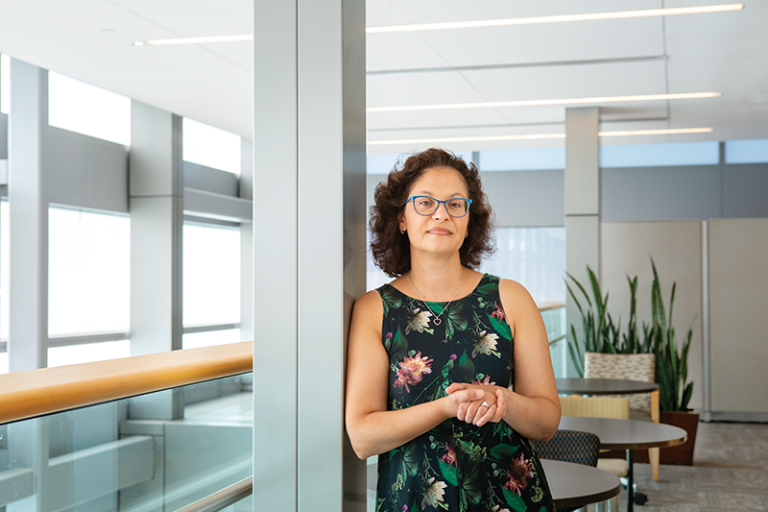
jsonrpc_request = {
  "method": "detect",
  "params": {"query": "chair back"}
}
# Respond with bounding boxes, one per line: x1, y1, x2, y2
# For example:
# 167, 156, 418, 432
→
559, 395, 630, 419
531, 429, 601, 467
584, 352, 655, 412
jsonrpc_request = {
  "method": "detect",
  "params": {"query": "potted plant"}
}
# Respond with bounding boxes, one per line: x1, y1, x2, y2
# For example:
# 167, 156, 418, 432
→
639, 261, 698, 465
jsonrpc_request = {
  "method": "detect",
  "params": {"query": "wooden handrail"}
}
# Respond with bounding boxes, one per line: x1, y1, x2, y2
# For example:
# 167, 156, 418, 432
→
537, 301, 566, 312
0, 301, 564, 425
0, 342, 252, 425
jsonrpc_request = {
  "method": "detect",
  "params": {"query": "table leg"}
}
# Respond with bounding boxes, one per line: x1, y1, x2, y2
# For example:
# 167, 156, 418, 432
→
626, 448, 634, 512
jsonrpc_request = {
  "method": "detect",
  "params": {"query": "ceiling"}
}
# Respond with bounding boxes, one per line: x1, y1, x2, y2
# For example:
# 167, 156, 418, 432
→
1, 0, 766, 154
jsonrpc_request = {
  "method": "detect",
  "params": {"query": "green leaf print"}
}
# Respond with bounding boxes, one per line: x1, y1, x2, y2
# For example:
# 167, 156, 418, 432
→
503, 488, 528, 512
438, 358, 455, 397
456, 351, 476, 382
444, 302, 468, 340
458, 466, 484, 508
488, 314, 512, 340
402, 441, 419, 477
391, 327, 408, 361
438, 459, 458, 486
489, 443, 520, 462
475, 282, 498, 296
379, 285, 402, 317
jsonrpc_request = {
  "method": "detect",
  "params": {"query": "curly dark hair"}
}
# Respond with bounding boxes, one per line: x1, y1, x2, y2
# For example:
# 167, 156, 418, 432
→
370, 148, 495, 277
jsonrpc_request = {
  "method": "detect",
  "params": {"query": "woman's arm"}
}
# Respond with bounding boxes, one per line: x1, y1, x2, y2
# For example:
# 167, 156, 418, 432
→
344, 290, 489, 459
447, 280, 561, 441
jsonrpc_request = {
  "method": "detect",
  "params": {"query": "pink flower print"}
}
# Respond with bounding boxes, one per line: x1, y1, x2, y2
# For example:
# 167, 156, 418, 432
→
421, 477, 448, 510
394, 352, 433, 393
440, 441, 457, 467
491, 302, 508, 324
406, 308, 434, 334
472, 330, 500, 358
504, 453, 534, 496
472, 375, 496, 386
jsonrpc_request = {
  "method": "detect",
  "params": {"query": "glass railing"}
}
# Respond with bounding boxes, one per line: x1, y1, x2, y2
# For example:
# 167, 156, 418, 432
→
0, 343, 253, 512
539, 301, 566, 346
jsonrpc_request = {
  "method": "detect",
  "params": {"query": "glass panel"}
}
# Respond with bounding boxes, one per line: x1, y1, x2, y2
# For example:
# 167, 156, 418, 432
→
725, 139, 768, 164
479, 227, 566, 303
479, 147, 565, 171
48, 71, 130, 146
0, 373, 253, 512
599, 141, 719, 168
182, 117, 241, 175
183, 222, 240, 327
48, 207, 131, 337
183, 329, 242, 350
1, 200, 9, 345
48, 340, 130, 368
1, 54, 9, 114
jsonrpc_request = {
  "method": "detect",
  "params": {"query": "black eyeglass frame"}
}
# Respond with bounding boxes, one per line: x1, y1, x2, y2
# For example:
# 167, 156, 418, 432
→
404, 195, 473, 218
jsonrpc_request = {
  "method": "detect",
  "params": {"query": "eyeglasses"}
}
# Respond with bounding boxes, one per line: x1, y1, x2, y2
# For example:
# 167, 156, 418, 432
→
405, 195, 473, 218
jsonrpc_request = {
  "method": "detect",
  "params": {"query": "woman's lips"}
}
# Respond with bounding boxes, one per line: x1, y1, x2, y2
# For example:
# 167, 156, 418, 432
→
427, 228, 452, 235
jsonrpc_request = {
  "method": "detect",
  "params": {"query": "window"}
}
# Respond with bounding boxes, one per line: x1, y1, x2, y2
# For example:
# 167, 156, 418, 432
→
0, 54, 9, 114
480, 227, 566, 304
48, 72, 130, 145
48, 207, 130, 337
182, 117, 241, 175
479, 147, 565, 172
725, 139, 768, 164
366, 227, 566, 304
48, 340, 130, 367
182, 222, 240, 349
599, 141, 719, 168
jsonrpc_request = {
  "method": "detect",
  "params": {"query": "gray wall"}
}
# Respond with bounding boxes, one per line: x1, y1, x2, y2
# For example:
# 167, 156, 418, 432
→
368, 162, 768, 228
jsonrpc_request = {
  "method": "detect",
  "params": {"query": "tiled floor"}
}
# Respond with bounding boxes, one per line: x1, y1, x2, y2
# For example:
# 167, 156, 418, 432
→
611, 421, 768, 512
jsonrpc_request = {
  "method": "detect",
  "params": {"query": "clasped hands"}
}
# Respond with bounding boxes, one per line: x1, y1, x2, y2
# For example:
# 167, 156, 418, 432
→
445, 382, 506, 427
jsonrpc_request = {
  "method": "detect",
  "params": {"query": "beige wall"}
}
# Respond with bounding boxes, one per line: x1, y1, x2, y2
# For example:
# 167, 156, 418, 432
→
601, 221, 703, 411
709, 219, 768, 413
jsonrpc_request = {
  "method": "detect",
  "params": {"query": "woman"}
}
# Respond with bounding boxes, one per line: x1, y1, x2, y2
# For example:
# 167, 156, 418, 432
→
345, 148, 560, 512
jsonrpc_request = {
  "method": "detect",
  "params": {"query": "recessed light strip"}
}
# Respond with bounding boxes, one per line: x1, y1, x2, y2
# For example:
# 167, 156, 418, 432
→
146, 34, 253, 46
367, 4, 744, 33
368, 92, 721, 113
367, 128, 713, 146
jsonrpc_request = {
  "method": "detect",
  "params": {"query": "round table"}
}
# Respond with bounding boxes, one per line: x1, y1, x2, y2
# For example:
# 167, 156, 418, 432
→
559, 416, 687, 450
559, 416, 687, 512
541, 459, 621, 510
556, 377, 659, 395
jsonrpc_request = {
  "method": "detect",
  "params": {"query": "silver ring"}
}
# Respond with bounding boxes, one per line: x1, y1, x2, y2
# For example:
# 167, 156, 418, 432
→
481, 402, 490, 408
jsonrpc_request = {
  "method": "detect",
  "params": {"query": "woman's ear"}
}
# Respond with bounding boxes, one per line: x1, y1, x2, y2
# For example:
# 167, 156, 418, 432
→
397, 212, 406, 233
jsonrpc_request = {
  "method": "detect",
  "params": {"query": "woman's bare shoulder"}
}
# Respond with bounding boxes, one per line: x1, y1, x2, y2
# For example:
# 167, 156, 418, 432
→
351, 289, 384, 324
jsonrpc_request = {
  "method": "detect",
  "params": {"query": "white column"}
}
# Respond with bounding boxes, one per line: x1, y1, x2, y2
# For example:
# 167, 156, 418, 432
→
239, 138, 253, 342
129, 101, 183, 356
8, 59, 49, 371
252, 0, 367, 510
564, 107, 600, 377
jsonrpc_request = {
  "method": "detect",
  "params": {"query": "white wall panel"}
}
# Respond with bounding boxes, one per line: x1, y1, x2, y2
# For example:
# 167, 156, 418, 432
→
708, 218, 768, 414
601, 220, 703, 411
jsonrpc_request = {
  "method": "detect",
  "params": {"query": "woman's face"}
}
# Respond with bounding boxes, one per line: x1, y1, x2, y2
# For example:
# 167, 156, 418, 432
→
398, 166, 471, 259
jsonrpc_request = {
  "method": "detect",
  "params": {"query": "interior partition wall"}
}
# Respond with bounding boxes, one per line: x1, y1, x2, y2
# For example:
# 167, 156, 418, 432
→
252, 0, 367, 511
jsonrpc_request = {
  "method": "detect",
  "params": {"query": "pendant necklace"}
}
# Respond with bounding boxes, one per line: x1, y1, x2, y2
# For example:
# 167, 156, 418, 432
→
408, 268, 465, 326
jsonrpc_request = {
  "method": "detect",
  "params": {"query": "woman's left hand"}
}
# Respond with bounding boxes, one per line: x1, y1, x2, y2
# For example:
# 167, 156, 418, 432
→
446, 382, 506, 427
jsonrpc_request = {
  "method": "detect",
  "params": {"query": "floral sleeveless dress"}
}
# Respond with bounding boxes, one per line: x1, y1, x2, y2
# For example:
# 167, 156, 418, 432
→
375, 274, 555, 512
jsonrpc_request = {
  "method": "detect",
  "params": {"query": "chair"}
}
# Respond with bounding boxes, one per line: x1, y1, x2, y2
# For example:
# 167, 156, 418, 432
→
584, 352, 661, 481
531, 429, 601, 512
558, 395, 629, 479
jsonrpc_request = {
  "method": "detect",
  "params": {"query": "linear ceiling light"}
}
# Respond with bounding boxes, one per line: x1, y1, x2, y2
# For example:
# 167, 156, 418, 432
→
146, 34, 253, 46
367, 4, 744, 33
368, 128, 713, 146
368, 92, 722, 113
